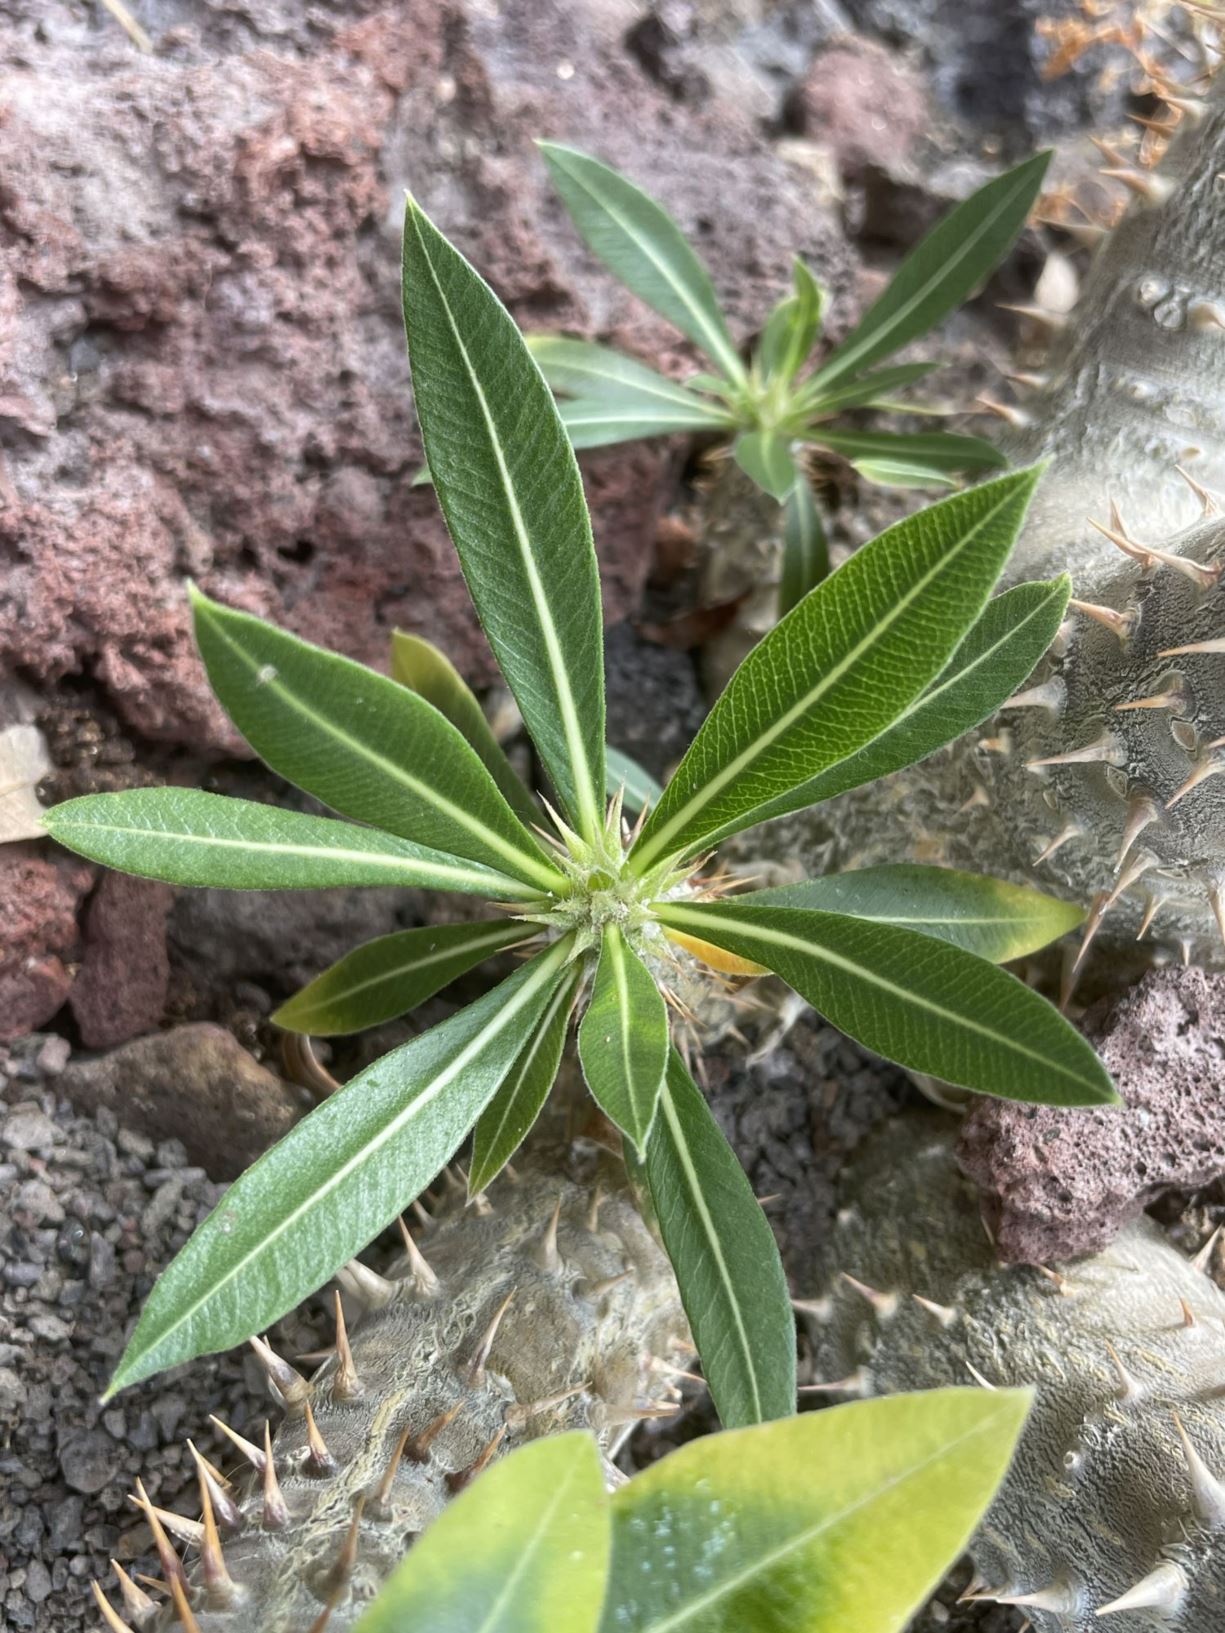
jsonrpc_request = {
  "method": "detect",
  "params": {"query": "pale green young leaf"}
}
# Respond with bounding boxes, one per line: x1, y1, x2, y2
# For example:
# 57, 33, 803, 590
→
192, 592, 560, 894
606, 745, 664, 818
539, 143, 746, 384
778, 473, 828, 615
41, 788, 534, 899
809, 151, 1050, 392
747, 575, 1071, 820
848, 457, 957, 489
560, 396, 736, 451
528, 335, 724, 411
470, 965, 581, 1192
390, 632, 540, 828
630, 469, 1041, 873
656, 900, 1117, 1106
355, 1433, 609, 1633
272, 920, 532, 1036
792, 360, 935, 420
812, 428, 1006, 477
106, 940, 574, 1396
578, 926, 669, 1155
601, 1389, 1032, 1633
644, 1050, 794, 1429
402, 199, 606, 840
732, 431, 799, 503
755, 258, 824, 385
747, 865, 1083, 962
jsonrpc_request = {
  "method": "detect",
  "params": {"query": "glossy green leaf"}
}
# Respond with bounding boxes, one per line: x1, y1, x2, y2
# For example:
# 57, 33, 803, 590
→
656, 900, 1117, 1106
732, 431, 799, 503
812, 429, 1006, 480
793, 361, 935, 420
402, 199, 607, 841
192, 591, 560, 894
578, 926, 669, 1154
528, 336, 726, 413
539, 143, 745, 384
470, 964, 581, 1192
747, 865, 1083, 961
748, 574, 1072, 819
390, 631, 540, 828
810, 151, 1050, 392
560, 396, 736, 451
601, 1388, 1032, 1633
106, 940, 573, 1396
272, 920, 532, 1036
849, 457, 957, 489
606, 745, 664, 818
630, 469, 1041, 873
778, 473, 828, 616
756, 259, 824, 384
644, 1050, 794, 1428
41, 788, 533, 899
356, 1433, 609, 1633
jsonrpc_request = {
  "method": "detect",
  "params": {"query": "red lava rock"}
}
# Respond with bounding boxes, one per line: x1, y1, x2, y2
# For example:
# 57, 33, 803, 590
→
0, 845, 94, 1041
789, 37, 928, 180
957, 966, 1225, 1264
68, 872, 173, 1049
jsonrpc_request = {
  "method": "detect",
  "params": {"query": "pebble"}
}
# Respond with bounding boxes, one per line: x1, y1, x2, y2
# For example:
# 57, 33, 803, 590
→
1, 1109, 62, 1151
58, 1430, 115, 1495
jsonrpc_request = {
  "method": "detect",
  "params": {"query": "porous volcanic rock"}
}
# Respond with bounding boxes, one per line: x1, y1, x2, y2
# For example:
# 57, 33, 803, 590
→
0, 846, 94, 1041
67, 873, 173, 1050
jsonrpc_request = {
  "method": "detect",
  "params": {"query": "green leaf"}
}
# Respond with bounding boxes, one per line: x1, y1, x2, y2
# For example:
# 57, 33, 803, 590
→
578, 926, 669, 1155
41, 788, 533, 899
747, 865, 1083, 962
849, 457, 957, 490
793, 361, 935, 419
630, 469, 1041, 873
812, 429, 1006, 480
606, 745, 664, 818
601, 1388, 1032, 1633
756, 260, 823, 385
191, 591, 561, 894
390, 631, 540, 829
644, 1050, 794, 1429
470, 965, 581, 1192
748, 575, 1072, 819
778, 473, 828, 616
809, 152, 1050, 392
272, 920, 532, 1036
559, 396, 737, 451
106, 940, 574, 1395
539, 143, 745, 385
355, 1433, 609, 1633
528, 335, 726, 412
732, 431, 799, 503
656, 899, 1117, 1106
402, 199, 606, 842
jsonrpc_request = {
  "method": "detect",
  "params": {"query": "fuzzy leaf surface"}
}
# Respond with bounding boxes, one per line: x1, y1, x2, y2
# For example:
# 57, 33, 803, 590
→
356, 1433, 609, 1633
106, 941, 573, 1395
578, 926, 669, 1155
390, 632, 539, 828
606, 745, 664, 818
779, 473, 828, 615
402, 200, 606, 840
657, 901, 1117, 1105
747, 865, 1083, 962
631, 470, 1040, 871
540, 143, 745, 384
192, 592, 559, 892
732, 432, 799, 503
272, 920, 531, 1036
41, 789, 531, 898
559, 397, 736, 451
809, 151, 1050, 391
601, 1389, 1032, 1633
644, 1050, 794, 1428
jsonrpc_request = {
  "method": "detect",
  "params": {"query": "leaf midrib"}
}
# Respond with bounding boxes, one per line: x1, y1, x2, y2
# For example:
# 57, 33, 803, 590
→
293, 923, 528, 1013
472, 970, 577, 1185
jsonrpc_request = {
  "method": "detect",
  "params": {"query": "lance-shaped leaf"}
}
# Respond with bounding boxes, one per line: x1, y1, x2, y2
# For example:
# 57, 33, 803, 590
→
601, 1388, 1032, 1633
732, 431, 798, 503
656, 900, 1117, 1106
539, 143, 746, 384
779, 473, 828, 615
559, 396, 736, 451
578, 926, 669, 1154
630, 469, 1040, 873
792, 360, 935, 420
105, 939, 574, 1395
355, 1433, 609, 1633
644, 1050, 794, 1429
402, 199, 606, 841
808, 151, 1050, 392
391, 631, 540, 829
747, 865, 1083, 962
756, 258, 824, 384
470, 964, 581, 1192
528, 335, 727, 414
748, 574, 1072, 820
192, 591, 561, 894
41, 788, 533, 898
812, 428, 1006, 480
273, 920, 533, 1036
606, 745, 663, 819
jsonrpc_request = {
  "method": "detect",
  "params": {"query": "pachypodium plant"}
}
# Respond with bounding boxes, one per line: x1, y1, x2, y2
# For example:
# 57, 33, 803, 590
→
532, 142, 1050, 610
43, 195, 1115, 1439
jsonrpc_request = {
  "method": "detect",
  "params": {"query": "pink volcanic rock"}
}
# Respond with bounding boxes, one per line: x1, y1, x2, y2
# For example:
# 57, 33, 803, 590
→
0, 845, 94, 1040
68, 871, 173, 1049
789, 36, 928, 181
